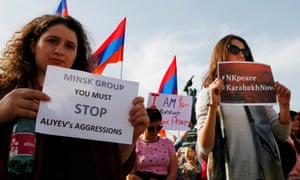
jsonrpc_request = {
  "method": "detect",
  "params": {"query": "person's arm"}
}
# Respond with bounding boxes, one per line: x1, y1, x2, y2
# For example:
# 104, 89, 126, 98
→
268, 82, 291, 142
174, 131, 188, 151
126, 165, 142, 180
119, 144, 136, 165
166, 153, 179, 180
119, 97, 149, 164
0, 88, 50, 126
267, 105, 291, 142
126, 173, 142, 180
273, 82, 291, 125
198, 103, 218, 152
197, 78, 223, 155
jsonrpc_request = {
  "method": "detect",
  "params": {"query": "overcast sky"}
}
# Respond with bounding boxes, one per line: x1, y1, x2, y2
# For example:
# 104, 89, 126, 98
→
1, 0, 299, 112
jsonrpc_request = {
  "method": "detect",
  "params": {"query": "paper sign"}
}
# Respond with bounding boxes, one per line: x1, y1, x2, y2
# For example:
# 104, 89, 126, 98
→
36, 65, 138, 144
147, 93, 193, 130
218, 62, 276, 105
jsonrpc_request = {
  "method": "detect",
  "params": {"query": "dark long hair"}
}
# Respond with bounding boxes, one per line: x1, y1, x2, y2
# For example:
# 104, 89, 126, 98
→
0, 14, 91, 88
202, 34, 254, 88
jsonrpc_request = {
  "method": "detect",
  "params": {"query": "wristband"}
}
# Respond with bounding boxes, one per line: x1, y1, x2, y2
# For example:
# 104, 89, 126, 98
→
207, 103, 218, 109
279, 119, 291, 125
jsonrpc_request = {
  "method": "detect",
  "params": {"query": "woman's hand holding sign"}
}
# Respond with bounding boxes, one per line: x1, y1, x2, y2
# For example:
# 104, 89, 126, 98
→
129, 96, 149, 140
119, 96, 149, 164
0, 88, 50, 126
273, 81, 291, 125
208, 77, 224, 108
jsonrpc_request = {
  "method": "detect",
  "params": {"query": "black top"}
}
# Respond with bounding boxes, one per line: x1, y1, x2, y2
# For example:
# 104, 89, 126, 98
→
40, 135, 97, 180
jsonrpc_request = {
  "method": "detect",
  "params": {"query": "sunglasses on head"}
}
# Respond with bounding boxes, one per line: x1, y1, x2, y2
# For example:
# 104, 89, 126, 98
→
227, 44, 250, 57
147, 125, 163, 132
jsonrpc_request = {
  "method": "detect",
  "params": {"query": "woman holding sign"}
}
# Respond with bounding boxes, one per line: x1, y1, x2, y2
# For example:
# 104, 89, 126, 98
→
0, 14, 149, 180
195, 34, 291, 180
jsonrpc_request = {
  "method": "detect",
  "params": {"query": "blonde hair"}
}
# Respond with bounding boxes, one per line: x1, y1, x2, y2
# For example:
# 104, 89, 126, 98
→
184, 147, 197, 161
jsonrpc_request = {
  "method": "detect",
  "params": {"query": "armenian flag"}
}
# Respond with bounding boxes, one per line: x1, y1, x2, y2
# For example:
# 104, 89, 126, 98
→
158, 56, 178, 95
54, 0, 68, 16
158, 56, 178, 137
90, 18, 126, 75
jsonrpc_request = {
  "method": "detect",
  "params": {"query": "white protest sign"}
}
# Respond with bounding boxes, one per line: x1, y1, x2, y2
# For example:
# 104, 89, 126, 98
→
36, 65, 138, 144
147, 93, 192, 131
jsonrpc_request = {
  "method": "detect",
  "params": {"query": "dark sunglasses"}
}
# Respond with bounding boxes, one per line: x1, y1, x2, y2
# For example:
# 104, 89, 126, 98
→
227, 44, 250, 57
147, 125, 163, 132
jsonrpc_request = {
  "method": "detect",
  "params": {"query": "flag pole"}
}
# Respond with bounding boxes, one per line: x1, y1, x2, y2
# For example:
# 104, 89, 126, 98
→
120, 61, 123, 80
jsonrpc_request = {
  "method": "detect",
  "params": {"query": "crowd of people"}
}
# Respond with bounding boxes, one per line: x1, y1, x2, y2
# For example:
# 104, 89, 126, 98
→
0, 13, 299, 180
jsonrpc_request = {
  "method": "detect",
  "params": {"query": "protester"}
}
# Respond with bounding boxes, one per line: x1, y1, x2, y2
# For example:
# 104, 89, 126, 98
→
288, 111, 300, 179
176, 147, 185, 180
277, 111, 297, 179
195, 34, 291, 179
291, 111, 300, 134
127, 107, 178, 180
174, 131, 189, 151
180, 146, 202, 180
0, 14, 149, 180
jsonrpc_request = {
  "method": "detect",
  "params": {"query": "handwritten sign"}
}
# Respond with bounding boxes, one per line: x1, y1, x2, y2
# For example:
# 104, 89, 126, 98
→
147, 93, 192, 130
36, 65, 138, 144
218, 61, 276, 105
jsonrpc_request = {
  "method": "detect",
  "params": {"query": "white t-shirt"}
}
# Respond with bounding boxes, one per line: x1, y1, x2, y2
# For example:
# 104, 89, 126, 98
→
195, 88, 290, 179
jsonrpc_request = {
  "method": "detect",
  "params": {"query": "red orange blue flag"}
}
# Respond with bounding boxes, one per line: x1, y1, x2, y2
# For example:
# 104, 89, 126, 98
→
158, 56, 178, 95
90, 17, 126, 75
54, 0, 69, 16
157, 56, 178, 137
